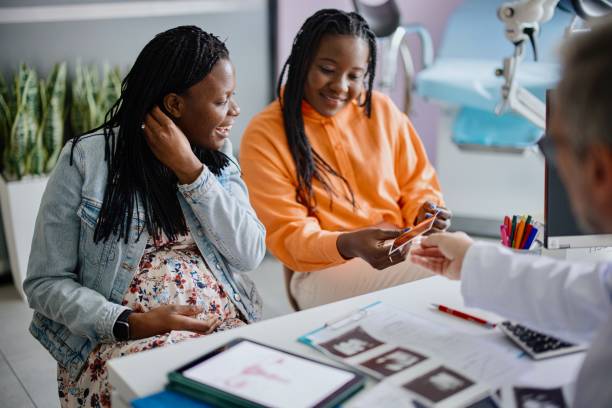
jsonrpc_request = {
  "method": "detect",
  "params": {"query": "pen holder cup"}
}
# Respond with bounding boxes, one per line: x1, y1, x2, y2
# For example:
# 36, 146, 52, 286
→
502, 241, 543, 256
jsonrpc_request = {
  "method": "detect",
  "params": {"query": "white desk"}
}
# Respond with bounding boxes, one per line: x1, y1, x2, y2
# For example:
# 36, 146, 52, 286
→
107, 276, 584, 407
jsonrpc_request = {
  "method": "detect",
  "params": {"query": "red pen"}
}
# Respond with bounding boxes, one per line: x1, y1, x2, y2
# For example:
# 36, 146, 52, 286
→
431, 303, 497, 329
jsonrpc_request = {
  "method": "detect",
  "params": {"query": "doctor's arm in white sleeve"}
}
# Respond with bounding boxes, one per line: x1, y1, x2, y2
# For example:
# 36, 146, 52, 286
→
461, 242, 612, 344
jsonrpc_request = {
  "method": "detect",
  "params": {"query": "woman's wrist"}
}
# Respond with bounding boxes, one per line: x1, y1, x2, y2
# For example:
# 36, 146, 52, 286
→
127, 312, 141, 340
336, 232, 355, 260
127, 312, 161, 340
175, 160, 204, 185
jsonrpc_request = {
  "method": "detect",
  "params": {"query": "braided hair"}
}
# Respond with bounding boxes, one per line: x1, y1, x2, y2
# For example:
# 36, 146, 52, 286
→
71, 25, 231, 243
277, 9, 377, 214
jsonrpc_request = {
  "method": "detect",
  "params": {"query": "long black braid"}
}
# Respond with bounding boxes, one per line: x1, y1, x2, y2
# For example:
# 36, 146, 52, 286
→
277, 9, 377, 214
71, 26, 231, 243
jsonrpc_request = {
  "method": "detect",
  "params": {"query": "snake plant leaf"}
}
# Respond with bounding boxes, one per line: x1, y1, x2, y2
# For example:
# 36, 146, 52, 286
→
0, 72, 8, 119
71, 61, 99, 135
70, 61, 83, 135
0, 72, 7, 99
0, 72, 10, 176
8, 107, 29, 179
85, 64, 99, 130
97, 63, 122, 124
0, 93, 9, 156
0, 72, 10, 171
17, 65, 40, 154
70, 62, 122, 137
41, 62, 66, 172
7, 65, 39, 179
29, 130, 46, 175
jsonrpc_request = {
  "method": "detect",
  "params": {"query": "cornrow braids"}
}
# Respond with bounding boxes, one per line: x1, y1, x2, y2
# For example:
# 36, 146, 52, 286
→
277, 9, 377, 214
71, 25, 232, 243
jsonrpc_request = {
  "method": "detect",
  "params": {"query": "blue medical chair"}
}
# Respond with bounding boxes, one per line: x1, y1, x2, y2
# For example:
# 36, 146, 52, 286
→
415, 0, 573, 151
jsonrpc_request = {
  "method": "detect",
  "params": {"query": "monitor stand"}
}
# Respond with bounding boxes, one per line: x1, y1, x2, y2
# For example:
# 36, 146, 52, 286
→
542, 246, 612, 262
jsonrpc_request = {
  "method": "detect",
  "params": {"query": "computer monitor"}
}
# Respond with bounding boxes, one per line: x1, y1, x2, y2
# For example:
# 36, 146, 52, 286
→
544, 91, 612, 249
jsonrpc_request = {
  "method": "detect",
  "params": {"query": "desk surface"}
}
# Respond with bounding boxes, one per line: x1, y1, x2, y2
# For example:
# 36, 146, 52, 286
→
108, 276, 584, 407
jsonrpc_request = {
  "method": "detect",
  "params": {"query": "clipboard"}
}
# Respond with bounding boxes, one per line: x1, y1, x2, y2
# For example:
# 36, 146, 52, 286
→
166, 338, 365, 408
298, 301, 382, 347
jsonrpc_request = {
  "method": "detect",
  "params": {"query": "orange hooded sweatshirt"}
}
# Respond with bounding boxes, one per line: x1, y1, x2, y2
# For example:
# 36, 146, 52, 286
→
240, 91, 444, 272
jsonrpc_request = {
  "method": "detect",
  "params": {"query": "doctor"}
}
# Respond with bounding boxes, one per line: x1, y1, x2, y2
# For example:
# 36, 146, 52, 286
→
410, 17, 612, 408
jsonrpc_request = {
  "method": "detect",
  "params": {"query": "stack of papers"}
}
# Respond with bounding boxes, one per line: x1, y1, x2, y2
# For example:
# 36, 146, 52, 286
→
299, 302, 528, 407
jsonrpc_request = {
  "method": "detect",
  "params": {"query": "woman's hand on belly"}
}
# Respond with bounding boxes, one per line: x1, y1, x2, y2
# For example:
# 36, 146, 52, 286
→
128, 305, 220, 340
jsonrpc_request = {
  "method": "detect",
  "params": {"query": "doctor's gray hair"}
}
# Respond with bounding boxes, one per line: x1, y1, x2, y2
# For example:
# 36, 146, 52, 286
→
557, 15, 612, 153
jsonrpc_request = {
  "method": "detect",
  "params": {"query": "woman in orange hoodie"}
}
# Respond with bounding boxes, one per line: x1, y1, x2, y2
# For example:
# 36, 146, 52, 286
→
240, 9, 451, 310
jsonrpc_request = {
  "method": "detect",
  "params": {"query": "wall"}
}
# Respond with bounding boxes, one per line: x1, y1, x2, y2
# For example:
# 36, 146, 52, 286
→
0, 0, 271, 151
277, 0, 464, 163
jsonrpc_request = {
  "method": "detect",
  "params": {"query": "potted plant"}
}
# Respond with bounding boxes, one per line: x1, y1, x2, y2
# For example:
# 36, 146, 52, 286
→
0, 63, 66, 297
0, 62, 122, 297
71, 61, 122, 136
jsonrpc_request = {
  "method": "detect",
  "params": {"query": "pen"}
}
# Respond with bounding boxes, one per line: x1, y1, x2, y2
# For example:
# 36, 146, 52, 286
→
324, 308, 368, 329
500, 224, 509, 247
524, 227, 538, 250
430, 303, 497, 329
514, 216, 526, 249
510, 215, 517, 247
504, 216, 511, 234
520, 224, 533, 249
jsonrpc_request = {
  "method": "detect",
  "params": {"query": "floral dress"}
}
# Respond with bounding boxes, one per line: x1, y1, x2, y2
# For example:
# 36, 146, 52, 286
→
57, 231, 246, 408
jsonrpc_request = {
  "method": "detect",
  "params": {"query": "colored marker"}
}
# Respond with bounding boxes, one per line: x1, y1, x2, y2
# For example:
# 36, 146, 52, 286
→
524, 227, 538, 250
520, 224, 533, 249
514, 216, 526, 249
500, 224, 509, 246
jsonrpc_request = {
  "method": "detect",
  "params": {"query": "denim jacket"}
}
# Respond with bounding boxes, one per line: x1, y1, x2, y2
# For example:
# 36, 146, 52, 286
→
23, 131, 266, 380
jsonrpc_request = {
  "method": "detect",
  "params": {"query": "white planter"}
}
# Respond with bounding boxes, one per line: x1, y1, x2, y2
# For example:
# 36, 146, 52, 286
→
0, 175, 49, 299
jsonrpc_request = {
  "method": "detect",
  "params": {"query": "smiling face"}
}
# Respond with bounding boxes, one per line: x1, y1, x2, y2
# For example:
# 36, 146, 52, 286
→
303, 34, 370, 117
167, 58, 240, 150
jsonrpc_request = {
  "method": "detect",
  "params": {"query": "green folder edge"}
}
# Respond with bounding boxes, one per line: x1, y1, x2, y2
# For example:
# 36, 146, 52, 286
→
167, 368, 364, 408
166, 378, 364, 408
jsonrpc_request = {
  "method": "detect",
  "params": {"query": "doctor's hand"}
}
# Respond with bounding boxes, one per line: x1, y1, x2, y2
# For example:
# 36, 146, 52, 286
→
415, 201, 452, 233
409, 232, 473, 280
337, 228, 409, 270
143, 106, 204, 184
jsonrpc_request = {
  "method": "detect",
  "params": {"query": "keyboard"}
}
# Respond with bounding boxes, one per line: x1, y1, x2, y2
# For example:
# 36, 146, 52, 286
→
499, 321, 587, 360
